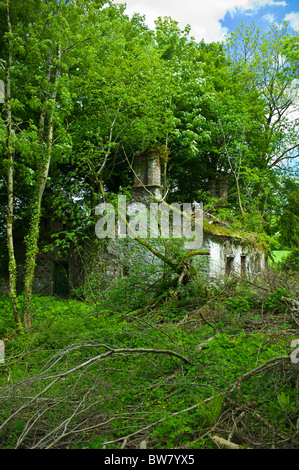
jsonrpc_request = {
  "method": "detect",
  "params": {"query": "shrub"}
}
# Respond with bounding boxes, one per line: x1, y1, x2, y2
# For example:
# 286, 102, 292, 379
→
280, 248, 299, 272
263, 288, 291, 314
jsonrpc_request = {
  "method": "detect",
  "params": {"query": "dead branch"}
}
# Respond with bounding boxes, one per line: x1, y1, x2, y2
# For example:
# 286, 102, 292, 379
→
101, 397, 214, 448
283, 297, 299, 327
211, 435, 241, 449
229, 355, 291, 394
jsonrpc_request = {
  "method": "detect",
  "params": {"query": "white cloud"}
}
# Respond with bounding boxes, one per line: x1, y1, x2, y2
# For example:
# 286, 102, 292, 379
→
262, 12, 276, 23
123, 0, 287, 42
284, 12, 299, 30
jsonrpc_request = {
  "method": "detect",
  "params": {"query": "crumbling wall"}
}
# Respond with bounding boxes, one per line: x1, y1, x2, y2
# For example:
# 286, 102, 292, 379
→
207, 236, 267, 279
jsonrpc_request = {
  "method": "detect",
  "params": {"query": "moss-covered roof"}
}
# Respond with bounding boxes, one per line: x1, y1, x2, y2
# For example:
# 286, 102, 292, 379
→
202, 215, 270, 252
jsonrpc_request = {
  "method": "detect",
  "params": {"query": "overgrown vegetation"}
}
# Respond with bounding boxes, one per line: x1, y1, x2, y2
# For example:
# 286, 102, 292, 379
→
0, 259, 298, 449
0, 0, 298, 451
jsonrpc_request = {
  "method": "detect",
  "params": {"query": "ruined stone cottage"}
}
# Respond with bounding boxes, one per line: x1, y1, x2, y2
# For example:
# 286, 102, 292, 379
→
0, 150, 268, 298
93, 149, 268, 290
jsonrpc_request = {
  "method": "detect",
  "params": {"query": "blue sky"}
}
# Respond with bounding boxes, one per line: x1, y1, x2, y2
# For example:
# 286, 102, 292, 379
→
221, 0, 299, 36
122, 0, 299, 42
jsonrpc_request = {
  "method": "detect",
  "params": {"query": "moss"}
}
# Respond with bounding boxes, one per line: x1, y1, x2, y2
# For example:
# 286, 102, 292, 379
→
202, 218, 269, 252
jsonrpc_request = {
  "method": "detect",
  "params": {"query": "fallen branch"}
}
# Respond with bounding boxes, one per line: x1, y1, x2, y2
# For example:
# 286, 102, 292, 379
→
0, 343, 193, 435
196, 336, 215, 351
101, 346, 192, 364
283, 297, 299, 327
229, 355, 290, 394
102, 397, 214, 448
197, 310, 217, 334
211, 435, 240, 449
183, 250, 210, 258
40, 345, 193, 385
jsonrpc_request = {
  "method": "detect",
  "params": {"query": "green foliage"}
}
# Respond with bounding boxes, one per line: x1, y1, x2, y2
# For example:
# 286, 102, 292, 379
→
196, 393, 223, 427
0, 1, 298, 450
1, 0, 298, 331
280, 248, 299, 272
224, 295, 256, 314
277, 390, 298, 415
151, 415, 193, 449
0, 286, 297, 450
263, 288, 291, 314
270, 250, 291, 264
278, 190, 299, 248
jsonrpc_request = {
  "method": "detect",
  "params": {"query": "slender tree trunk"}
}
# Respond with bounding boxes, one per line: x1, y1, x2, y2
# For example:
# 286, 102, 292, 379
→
234, 171, 245, 219
219, 122, 245, 219
5, 1, 21, 326
22, 45, 61, 329
162, 136, 169, 198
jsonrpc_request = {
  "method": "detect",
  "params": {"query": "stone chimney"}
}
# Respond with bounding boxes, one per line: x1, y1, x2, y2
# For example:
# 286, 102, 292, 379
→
208, 179, 217, 198
208, 177, 229, 201
132, 151, 162, 203
219, 177, 228, 200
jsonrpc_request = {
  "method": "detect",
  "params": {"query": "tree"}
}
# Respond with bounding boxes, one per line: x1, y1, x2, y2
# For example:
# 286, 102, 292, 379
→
0, 0, 40, 326
0, 0, 114, 328
278, 189, 299, 249
68, 13, 176, 204
225, 21, 299, 170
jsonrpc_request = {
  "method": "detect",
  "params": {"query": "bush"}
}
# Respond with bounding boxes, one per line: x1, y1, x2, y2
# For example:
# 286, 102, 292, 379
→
263, 288, 291, 314
223, 294, 259, 314
280, 248, 299, 272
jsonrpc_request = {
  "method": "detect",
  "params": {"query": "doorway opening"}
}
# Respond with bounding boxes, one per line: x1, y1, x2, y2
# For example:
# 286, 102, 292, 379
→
241, 255, 246, 275
53, 261, 69, 297
225, 255, 234, 276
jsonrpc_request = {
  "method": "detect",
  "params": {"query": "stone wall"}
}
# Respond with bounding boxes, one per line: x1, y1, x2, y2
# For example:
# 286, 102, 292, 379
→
207, 236, 267, 279
0, 248, 84, 298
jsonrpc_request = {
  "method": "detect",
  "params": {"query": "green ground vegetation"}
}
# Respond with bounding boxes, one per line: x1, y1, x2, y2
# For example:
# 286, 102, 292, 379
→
0, 265, 298, 450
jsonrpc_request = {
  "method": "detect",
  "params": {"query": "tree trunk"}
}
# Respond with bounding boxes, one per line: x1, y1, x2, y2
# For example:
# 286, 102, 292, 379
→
5, 1, 21, 326
22, 45, 61, 329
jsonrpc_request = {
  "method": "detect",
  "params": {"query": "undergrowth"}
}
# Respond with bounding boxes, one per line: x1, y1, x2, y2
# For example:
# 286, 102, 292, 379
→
0, 268, 298, 450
